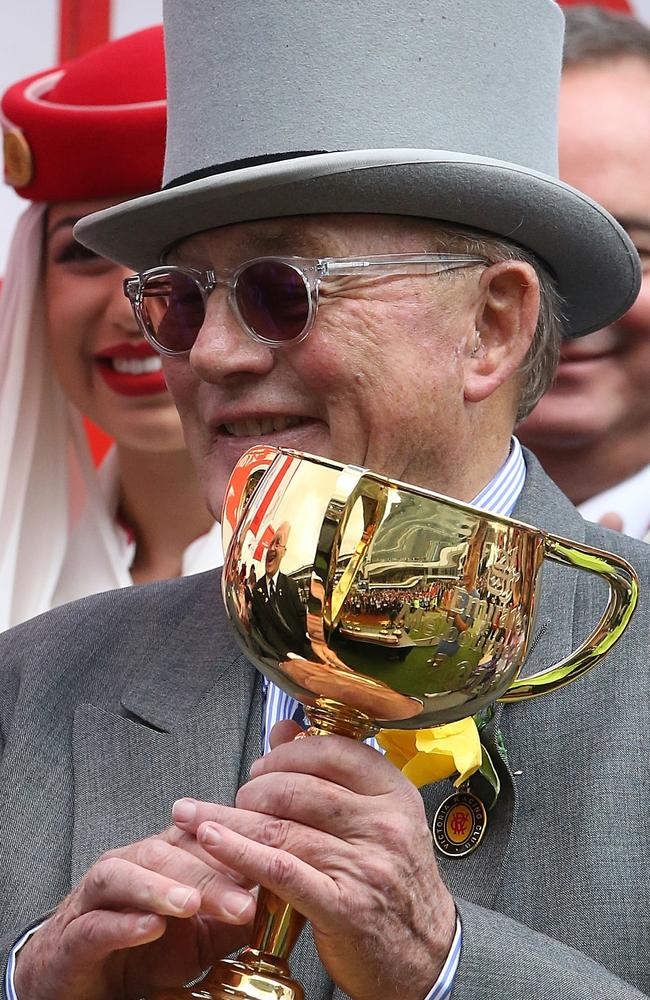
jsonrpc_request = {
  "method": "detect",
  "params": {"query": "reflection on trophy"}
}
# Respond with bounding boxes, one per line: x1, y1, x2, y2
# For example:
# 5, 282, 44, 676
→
249, 522, 312, 663
186, 445, 638, 1000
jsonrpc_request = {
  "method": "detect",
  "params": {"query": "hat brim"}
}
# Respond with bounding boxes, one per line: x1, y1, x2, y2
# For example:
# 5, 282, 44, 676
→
74, 149, 641, 338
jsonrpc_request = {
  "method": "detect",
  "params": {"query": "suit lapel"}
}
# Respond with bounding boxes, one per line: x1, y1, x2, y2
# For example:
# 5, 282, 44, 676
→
71, 591, 257, 881
416, 454, 585, 911
512, 448, 585, 682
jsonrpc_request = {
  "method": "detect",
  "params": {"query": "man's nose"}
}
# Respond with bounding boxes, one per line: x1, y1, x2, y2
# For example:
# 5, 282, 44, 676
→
616, 279, 650, 336
188, 288, 275, 383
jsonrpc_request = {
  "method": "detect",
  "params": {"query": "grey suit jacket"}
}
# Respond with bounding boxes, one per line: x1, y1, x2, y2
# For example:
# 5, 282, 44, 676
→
1, 453, 649, 1000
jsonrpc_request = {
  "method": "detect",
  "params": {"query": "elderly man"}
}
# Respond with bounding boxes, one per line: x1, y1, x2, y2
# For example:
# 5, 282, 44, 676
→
250, 522, 310, 661
519, 6, 650, 537
1, 2, 649, 1000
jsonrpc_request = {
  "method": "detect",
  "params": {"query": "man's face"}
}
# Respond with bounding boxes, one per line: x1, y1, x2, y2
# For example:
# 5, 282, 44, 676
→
519, 58, 650, 451
265, 530, 287, 577
162, 214, 483, 518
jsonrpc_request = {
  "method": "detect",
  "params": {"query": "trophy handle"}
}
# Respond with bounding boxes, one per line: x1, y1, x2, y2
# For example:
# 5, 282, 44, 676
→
314, 470, 388, 628
500, 536, 638, 701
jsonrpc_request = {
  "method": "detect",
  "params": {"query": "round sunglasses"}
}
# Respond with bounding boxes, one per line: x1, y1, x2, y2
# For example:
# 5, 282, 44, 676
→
123, 253, 488, 357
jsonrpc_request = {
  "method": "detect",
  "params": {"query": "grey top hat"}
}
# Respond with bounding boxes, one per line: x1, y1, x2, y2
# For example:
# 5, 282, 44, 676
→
76, 0, 640, 338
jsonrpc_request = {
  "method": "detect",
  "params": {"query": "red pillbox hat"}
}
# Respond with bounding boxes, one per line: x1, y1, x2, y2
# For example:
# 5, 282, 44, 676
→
1, 25, 165, 203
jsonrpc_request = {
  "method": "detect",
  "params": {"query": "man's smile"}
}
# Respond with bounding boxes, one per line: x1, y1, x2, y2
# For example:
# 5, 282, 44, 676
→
222, 415, 308, 437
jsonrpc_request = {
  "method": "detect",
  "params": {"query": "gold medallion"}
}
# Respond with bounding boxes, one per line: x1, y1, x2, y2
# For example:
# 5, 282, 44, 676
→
433, 788, 487, 857
3, 128, 34, 188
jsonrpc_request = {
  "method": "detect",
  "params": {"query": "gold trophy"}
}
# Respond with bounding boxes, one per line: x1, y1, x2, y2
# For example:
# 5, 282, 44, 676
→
158, 445, 638, 1000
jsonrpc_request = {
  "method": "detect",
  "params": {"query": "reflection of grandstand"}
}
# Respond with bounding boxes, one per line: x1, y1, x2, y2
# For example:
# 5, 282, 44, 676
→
364, 552, 461, 586
286, 495, 507, 604
360, 496, 476, 586
288, 517, 478, 592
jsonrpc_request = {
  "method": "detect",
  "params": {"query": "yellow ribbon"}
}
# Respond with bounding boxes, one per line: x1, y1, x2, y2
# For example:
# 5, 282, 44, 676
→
376, 716, 482, 789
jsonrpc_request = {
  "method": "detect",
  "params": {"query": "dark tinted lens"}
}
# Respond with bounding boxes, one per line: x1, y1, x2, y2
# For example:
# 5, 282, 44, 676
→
235, 261, 310, 343
142, 271, 205, 353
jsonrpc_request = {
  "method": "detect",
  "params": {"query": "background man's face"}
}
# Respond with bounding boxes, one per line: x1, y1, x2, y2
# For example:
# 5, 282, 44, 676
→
519, 57, 650, 450
162, 214, 482, 518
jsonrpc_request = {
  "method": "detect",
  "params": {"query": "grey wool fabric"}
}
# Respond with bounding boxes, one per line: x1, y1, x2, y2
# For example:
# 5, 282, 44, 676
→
1, 453, 650, 999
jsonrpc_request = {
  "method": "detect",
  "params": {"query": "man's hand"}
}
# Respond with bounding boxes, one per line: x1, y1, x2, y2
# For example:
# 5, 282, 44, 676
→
14, 825, 256, 1000
173, 721, 456, 1000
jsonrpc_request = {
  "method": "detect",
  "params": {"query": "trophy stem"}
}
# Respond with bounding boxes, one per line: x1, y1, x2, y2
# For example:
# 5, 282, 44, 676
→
303, 701, 377, 741
149, 886, 305, 1000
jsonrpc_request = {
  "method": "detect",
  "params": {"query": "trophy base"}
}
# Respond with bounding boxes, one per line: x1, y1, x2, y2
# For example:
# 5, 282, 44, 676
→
152, 951, 304, 1000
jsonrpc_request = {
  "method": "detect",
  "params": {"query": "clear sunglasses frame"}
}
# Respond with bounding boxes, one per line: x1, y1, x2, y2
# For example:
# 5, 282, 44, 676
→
123, 252, 489, 357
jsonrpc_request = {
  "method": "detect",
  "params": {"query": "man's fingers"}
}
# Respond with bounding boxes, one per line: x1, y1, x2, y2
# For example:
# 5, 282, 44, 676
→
175, 771, 380, 844
196, 822, 335, 927
70, 856, 201, 919
269, 718, 302, 749
250, 729, 398, 795
72, 846, 256, 925
64, 909, 167, 961
123, 837, 256, 919
236, 771, 376, 834
174, 796, 351, 869
164, 823, 256, 888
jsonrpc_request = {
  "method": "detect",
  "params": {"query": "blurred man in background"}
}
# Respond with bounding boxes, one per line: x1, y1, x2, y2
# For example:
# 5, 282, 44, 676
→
519, 5, 650, 537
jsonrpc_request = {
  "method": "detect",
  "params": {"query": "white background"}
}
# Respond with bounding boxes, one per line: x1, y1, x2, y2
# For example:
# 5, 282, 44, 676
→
1, 0, 650, 271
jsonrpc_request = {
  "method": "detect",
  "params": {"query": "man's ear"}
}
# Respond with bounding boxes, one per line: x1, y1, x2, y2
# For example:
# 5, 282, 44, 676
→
463, 260, 540, 404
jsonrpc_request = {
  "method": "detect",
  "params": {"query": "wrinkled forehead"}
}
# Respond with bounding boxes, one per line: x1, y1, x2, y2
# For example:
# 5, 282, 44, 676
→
167, 213, 461, 266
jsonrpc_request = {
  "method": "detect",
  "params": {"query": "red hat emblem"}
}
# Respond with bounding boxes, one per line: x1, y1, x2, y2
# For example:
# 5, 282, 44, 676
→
2, 127, 33, 188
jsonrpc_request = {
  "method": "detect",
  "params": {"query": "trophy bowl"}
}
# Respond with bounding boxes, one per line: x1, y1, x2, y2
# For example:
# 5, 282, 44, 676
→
222, 445, 638, 737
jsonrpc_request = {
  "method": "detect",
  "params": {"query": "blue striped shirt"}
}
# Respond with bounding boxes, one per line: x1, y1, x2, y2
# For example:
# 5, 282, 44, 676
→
5, 440, 526, 1000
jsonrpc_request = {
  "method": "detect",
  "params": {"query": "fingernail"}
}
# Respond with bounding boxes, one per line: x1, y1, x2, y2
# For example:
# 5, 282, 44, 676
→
249, 758, 263, 777
167, 886, 196, 911
138, 913, 156, 932
172, 798, 197, 824
223, 890, 253, 919
200, 823, 221, 847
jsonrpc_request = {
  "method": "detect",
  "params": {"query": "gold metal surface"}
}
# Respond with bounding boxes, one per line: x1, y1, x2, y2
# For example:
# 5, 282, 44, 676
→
501, 535, 639, 700
222, 445, 639, 729
151, 948, 303, 999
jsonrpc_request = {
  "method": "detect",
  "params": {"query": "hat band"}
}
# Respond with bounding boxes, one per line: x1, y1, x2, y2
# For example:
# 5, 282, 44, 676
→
163, 150, 331, 190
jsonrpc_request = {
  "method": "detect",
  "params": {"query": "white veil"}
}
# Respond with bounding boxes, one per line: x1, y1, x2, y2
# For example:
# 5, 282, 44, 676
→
0, 205, 131, 631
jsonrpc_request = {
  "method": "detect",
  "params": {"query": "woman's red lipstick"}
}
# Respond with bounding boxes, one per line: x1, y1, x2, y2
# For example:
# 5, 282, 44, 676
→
94, 341, 168, 397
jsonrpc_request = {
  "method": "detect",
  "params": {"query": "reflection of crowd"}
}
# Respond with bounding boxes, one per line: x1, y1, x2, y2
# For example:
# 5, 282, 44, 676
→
346, 586, 442, 617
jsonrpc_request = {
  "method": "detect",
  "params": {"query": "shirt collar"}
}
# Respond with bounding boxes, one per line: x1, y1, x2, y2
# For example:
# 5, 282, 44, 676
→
471, 436, 526, 517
